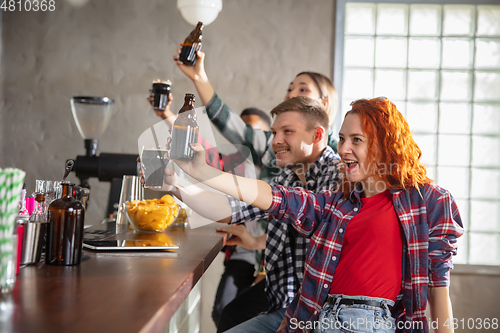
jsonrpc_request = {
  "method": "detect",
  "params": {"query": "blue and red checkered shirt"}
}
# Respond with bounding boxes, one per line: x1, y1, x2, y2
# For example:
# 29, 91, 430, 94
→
228, 146, 341, 311
267, 182, 464, 333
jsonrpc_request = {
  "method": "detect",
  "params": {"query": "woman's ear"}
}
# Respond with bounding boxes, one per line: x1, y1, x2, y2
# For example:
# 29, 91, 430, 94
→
321, 96, 330, 112
321, 97, 333, 124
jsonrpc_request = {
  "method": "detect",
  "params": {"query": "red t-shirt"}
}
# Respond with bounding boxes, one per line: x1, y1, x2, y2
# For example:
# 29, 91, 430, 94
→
329, 190, 403, 302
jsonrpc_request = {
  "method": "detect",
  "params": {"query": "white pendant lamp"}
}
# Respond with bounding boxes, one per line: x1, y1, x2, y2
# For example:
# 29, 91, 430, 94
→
177, 0, 223, 26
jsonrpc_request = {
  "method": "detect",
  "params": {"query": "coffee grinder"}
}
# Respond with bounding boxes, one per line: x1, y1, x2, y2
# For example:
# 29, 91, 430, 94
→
69, 96, 139, 217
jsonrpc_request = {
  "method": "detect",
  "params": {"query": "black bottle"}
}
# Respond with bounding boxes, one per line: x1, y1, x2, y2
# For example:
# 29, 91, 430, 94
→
179, 22, 204, 66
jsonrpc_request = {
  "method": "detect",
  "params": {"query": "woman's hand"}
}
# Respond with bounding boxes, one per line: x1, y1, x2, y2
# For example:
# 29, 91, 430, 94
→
173, 44, 207, 83
277, 317, 287, 332
216, 224, 264, 250
167, 140, 210, 181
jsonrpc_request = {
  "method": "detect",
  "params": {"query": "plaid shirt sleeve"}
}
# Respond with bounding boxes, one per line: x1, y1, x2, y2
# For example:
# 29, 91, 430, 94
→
228, 195, 269, 224
266, 185, 335, 238
425, 185, 464, 287
205, 92, 272, 166
197, 134, 223, 170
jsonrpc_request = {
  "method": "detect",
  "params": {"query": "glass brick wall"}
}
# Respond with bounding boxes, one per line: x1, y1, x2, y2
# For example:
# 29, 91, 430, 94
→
341, 3, 500, 265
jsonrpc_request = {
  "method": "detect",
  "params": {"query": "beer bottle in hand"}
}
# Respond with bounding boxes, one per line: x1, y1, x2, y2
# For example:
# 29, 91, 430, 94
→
170, 93, 199, 161
179, 22, 204, 66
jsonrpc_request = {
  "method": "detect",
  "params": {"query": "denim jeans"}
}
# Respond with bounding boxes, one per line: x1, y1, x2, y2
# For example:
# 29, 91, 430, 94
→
312, 294, 396, 333
222, 308, 287, 333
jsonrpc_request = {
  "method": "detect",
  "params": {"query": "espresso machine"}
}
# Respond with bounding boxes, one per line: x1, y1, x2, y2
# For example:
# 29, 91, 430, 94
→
69, 96, 139, 217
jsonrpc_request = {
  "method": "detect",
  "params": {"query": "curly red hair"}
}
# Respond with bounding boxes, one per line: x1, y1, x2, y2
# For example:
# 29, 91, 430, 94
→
337, 97, 432, 197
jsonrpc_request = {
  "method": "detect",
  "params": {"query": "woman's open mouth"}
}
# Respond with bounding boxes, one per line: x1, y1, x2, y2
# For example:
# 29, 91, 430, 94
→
344, 159, 358, 171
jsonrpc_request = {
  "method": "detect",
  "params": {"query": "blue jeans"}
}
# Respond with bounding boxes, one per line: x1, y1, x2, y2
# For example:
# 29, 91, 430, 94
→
312, 295, 395, 333
222, 308, 287, 333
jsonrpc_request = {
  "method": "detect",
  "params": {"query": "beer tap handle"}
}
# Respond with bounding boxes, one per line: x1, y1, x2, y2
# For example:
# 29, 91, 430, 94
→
63, 160, 75, 182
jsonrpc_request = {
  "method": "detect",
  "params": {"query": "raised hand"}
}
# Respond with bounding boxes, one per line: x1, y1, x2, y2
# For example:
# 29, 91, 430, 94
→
173, 44, 207, 82
148, 79, 175, 121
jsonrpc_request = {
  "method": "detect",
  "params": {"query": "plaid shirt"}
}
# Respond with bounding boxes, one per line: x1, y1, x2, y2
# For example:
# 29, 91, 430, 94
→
229, 146, 341, 311
198, 135, 222, 170
267, 183, 464, 333
205, 92, 338, 183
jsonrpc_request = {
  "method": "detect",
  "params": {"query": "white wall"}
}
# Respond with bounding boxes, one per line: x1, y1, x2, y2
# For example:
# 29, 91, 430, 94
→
0, 0, 334, 224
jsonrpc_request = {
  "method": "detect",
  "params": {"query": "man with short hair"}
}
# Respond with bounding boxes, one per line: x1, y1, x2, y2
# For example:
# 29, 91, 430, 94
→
153, 96, 340, 333
216, 96, 341, 333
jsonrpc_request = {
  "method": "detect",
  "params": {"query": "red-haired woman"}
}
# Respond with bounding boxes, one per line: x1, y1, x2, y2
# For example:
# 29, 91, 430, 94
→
171, 97, 464, 333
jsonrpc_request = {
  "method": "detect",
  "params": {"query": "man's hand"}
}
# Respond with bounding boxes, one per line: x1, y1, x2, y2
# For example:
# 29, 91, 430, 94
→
216, 225, 265, 250
138, 160, 177, 192
158, 167, 177, 192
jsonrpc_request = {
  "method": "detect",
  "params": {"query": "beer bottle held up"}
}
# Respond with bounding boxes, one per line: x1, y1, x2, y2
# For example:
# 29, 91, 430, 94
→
170, 93, 199, 161
179, 22, 204, 66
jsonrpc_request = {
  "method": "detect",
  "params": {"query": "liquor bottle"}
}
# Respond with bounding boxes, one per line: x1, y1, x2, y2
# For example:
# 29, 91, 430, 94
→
15, 186, 29, 274
45, 182, 85, 266
179, 22, 204, 66
169, 93, 199, 161
18, 184, 28, 215
28, 193, 47, 224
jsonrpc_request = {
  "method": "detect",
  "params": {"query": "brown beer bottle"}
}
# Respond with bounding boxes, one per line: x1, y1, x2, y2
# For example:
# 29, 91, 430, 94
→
179, 22, 204, 66
45, 182, 85, 266
170, 93, 199, 161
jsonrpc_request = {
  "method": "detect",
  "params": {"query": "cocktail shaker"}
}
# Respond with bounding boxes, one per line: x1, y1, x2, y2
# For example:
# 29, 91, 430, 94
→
19, 220, 47, 265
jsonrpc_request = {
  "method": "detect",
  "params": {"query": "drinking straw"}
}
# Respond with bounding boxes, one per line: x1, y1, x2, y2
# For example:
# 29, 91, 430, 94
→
0, 168, 26, 291
26, 196, 35, 215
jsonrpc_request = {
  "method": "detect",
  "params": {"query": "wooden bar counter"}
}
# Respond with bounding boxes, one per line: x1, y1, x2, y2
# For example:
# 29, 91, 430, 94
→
0, 223, 224, 333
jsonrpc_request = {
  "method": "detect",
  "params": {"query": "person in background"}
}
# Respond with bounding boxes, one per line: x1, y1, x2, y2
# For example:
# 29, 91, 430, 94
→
147, 84, 222, 170
212, 107, 271, 327
173, 48, 339, 183
150, 96, 341, 333
147, 91, 271, 327
149, 90, 270, 177
240, 107, 272, 131
168, 97, 464, 333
